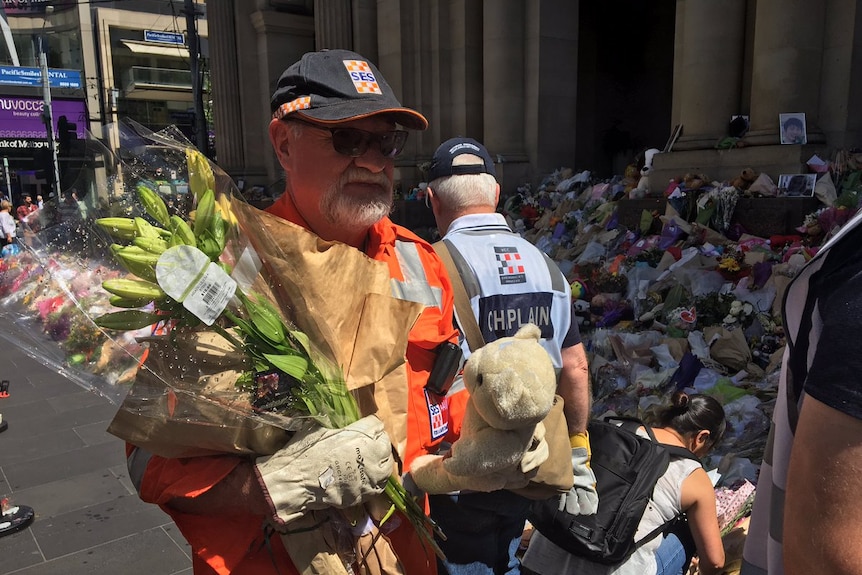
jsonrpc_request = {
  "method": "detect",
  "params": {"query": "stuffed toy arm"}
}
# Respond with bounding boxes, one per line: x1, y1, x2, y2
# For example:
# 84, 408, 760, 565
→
443, 427, 529, 476
409, 426, 536, 494
519, 422, 548, 474
409, 453, 533, 494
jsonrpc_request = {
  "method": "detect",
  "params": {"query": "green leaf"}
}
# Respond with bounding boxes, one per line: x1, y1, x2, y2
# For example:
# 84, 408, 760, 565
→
287, 329, 311, 355
263, 353, 308, 380
243, 296, 286, 345
95, 310, 161, 330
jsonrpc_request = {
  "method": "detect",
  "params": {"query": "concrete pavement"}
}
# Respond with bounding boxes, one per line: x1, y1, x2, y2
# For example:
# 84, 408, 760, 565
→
0, 341, 192, 574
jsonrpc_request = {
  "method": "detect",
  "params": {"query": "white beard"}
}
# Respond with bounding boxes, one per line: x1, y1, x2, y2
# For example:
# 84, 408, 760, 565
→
320, 170, 392, 229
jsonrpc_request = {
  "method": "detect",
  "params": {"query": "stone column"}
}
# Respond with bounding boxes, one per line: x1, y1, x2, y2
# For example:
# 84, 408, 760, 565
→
525, 1, 579, 174
445, 1, 483, 141
250, 10, 315, 184
673, 0, 746, 150
746, 0, 827, 144
314, 0, 352, 50
207, 0, 244, 171
351, 0, 378, 62
482, 0, 525, 159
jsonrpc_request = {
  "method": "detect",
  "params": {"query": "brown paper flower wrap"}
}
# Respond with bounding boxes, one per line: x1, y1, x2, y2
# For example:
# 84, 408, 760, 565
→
106, 207, 422, 462
91, 134, 439, 573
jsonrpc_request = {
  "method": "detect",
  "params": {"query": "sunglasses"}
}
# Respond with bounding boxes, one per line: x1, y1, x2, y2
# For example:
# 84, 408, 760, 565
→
288, 116, 409, 158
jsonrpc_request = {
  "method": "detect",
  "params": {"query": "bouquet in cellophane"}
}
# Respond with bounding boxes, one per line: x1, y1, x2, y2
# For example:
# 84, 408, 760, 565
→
0, 127, 151, 404
0, 121, 444, 572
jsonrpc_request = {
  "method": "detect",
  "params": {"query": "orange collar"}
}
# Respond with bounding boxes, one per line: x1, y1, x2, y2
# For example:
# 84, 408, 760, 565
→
265, 192, 399, 258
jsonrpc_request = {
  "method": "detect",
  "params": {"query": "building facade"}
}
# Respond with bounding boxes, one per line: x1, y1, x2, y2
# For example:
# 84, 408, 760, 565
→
206, 0, 862, 198
0, 0, 207, 205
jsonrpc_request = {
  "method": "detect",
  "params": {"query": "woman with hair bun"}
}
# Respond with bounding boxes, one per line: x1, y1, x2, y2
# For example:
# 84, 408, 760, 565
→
522, 391, 727, 575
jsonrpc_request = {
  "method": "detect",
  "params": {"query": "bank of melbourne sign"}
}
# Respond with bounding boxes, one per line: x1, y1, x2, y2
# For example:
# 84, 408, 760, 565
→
0, 97, 86, 149
0, 66, 83, 89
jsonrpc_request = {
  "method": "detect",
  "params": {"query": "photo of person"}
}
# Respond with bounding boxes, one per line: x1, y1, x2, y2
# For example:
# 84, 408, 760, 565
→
778, 173, 817, 197
780, 113, 808, 144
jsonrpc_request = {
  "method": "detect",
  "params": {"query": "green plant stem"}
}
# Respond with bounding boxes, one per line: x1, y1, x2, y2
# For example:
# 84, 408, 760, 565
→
383, 478, 447, 560
209, 323, 246, 351
223, 290, 449, 560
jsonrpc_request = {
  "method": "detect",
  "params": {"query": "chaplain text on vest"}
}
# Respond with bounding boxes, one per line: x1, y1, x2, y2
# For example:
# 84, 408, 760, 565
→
479, 292, 554, 341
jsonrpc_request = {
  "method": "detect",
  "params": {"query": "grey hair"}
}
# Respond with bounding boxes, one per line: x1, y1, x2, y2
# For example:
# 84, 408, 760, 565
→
285, 118, 304, 138
429, 154, 497, 211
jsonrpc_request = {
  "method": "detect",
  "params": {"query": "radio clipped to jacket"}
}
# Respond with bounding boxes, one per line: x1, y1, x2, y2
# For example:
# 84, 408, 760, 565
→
425, 341, 462, 397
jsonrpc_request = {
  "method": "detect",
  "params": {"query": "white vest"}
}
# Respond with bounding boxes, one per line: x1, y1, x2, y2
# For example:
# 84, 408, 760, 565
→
442, 213, 574, 367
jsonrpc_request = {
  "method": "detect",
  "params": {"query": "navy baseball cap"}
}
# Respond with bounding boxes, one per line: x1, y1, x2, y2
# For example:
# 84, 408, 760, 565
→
428, 137, 497, 181
270, 49, 428, 130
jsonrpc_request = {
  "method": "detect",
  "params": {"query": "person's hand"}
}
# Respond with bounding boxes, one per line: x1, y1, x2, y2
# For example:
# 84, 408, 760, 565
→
687, 555, 700, 575
400, 471, 424, 498
255, 415, 393, 526
558, 431, 599, 515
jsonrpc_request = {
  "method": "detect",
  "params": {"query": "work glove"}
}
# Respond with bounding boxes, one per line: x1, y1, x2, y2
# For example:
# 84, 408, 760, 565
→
558, 431, 599, 516
255, 415, 394, 526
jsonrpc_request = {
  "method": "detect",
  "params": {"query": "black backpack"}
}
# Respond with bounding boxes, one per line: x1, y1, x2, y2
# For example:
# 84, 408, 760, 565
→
528, 416, 701, 565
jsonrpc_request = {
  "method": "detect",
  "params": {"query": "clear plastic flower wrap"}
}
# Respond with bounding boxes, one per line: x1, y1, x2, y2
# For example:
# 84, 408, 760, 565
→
0, 130, 149, 405
0, 120, 446, 563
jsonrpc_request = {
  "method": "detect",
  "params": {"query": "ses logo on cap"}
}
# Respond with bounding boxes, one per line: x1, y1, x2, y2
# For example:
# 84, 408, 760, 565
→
343, 60, 383, 95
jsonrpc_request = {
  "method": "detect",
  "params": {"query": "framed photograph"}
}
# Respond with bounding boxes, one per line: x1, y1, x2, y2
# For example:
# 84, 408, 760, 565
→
729, 115, 750, 138
778, 173, 817, 197
780, 113, 807, 145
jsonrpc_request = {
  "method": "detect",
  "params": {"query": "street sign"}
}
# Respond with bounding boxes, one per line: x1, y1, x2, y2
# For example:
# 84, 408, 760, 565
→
144, 30, 185, 45
0, 66, 82, 89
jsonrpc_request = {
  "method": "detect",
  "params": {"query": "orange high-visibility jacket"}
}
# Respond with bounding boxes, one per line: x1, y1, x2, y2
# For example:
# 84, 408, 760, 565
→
127, 196, 466, 575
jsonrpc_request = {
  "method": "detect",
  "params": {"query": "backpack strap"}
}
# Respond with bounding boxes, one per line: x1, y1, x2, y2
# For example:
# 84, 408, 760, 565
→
662, 444, 701, 463
433, 239, 485, 352
639, 433, 701, 547
606, 416, 702, 462
606, 416, 661, 443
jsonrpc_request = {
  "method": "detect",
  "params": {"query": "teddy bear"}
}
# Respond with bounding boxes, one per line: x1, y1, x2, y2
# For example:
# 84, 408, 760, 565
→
622, 164, 641, 197
730, 168, 757, 192
409, 324, 557, 494
683, 172, 708, 191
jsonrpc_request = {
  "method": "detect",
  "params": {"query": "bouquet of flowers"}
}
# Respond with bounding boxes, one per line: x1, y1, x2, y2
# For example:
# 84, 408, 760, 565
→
3, 121, 445, 570
0, 137, 149, 403
715, 479, 756, 536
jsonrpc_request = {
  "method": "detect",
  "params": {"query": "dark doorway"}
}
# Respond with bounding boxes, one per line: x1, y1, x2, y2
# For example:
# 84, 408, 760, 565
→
575, 1, 676, 178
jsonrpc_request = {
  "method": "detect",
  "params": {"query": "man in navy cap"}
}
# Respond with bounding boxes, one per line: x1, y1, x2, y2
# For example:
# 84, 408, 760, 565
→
125, 50, 467, 575
425, 137, 594, 575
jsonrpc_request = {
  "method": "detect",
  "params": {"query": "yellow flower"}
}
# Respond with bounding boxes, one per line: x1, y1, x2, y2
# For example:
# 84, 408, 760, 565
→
719, 257, 741, 272
216, 193, 238, 227
185, 148, 215, 201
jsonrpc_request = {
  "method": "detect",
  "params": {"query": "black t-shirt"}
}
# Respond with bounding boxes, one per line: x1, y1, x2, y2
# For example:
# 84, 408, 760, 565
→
804, 222, 862, 420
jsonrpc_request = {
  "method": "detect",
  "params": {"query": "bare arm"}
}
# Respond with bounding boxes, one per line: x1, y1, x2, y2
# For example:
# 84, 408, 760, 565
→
680, 467, 725, 575
558, 342, 590, 435
784, 394, 862, 574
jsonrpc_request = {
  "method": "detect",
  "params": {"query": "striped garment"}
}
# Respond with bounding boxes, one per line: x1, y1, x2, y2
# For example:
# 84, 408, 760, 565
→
741, 209, 862, 574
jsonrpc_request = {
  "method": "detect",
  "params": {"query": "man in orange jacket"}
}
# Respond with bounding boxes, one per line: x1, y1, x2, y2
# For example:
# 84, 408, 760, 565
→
126, 49, 467, 575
